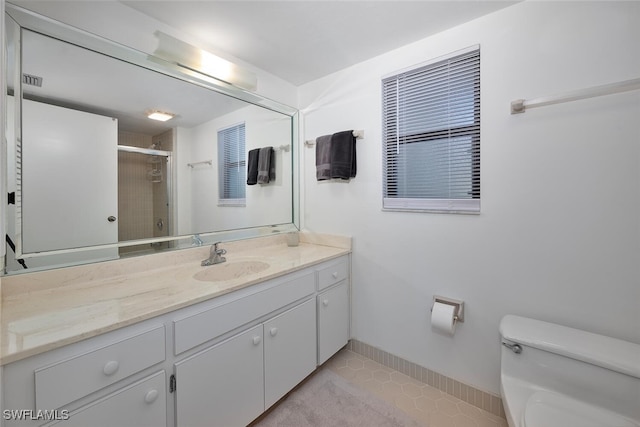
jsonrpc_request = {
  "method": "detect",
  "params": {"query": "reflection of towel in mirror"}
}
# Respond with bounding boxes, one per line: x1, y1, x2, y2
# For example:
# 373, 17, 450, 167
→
315, 135, 332, 181
269, 148, 276, 182
247, 148, 260, 185
257, 146, 274, 184
330, 130, 356, 180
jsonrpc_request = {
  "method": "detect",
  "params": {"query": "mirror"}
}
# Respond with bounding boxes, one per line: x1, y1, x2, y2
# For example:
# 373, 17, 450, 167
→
4, 5, 298, 274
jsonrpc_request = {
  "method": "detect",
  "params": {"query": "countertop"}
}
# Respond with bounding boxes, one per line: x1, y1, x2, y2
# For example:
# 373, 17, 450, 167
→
0, 233, 350, 365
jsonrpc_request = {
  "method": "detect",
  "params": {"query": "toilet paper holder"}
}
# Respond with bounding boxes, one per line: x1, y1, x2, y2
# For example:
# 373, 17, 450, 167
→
432, 296, 465, 323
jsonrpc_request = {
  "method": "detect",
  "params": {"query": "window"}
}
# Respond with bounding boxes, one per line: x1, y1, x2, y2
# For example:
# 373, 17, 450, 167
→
382, 46, 480, 213
217, 123, 246, 206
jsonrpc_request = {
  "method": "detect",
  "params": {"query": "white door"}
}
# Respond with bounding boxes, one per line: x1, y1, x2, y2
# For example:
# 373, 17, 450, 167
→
264, 299, 317, 409
21, 99, 118, 253
175, 325, 264, 427
317, 281, 350, 365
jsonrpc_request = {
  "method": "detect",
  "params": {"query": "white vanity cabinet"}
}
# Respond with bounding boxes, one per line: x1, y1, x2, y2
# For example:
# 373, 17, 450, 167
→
173, 270, 319, 427
1, 254, 350, 427
175, 299, 317, 427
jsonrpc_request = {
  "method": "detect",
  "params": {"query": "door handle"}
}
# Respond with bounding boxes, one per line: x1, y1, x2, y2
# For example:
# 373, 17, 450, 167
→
107, 216, 117, 222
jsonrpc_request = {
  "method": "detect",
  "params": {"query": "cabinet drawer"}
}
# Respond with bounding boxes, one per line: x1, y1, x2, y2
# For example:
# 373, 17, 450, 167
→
45, 371, 166, 427
35, 326, 165, 411
317, 259, 348, 291
174, 272, 315, 354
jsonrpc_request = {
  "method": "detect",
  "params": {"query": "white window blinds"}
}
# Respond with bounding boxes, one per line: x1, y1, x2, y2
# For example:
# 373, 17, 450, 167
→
217, 123, 246, 205
382, 46, 480, 213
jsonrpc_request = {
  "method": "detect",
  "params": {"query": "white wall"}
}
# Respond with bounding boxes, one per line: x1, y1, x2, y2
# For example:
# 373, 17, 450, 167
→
299, 1, 640, 395
181, 105, 293, 233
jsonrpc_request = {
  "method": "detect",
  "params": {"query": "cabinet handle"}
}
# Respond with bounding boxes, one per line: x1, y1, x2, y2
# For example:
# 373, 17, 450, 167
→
323, 299, 329, 307
144, 389, 159, 404
252, 336, 261, 345
270, 327, 278, 337
332, 272, 338, 279
102, 360, 119, 376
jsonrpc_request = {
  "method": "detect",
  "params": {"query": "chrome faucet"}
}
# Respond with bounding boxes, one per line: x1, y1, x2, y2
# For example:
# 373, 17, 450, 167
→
201, 242, 227, 266
192, 234, 204, 246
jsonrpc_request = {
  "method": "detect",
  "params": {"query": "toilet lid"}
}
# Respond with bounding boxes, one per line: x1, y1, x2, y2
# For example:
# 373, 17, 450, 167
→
523, 391, 639, 427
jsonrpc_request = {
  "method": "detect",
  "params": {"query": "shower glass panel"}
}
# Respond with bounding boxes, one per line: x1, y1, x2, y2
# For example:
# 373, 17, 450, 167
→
117, 132, 173, 257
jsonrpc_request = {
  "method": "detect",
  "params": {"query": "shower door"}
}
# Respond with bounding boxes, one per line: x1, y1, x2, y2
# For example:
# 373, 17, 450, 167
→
117, 145, 172, 255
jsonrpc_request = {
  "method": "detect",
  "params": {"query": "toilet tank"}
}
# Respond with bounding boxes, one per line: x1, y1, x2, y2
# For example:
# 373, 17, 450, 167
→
499, 315, 640, 423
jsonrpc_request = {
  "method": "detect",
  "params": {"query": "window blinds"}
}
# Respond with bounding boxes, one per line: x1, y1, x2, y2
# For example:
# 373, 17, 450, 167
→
382, 47, 480, 213
217, 123, 246, 204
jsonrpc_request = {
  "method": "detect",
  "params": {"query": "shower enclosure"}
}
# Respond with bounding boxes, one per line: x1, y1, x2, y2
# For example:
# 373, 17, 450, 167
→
117, 129, 173, 256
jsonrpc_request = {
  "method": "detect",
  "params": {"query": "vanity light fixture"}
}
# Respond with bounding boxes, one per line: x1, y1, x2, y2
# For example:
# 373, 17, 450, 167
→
147, 110, 174, 122
153, 31, 257, 92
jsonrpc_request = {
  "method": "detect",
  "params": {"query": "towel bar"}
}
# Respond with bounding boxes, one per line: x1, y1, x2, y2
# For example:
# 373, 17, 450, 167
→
187, 160, 212, 168
305, 130, 364, 147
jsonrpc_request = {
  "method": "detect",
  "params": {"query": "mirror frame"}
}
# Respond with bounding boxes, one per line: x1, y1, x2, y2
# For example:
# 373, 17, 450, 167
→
4, 4, 300, 271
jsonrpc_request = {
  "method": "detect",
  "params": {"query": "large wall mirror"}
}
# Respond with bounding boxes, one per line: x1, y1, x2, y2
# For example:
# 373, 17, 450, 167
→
4, 5, 299, 274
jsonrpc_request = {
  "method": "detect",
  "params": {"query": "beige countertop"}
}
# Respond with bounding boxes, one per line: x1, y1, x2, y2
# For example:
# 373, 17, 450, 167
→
0, 233, 350, 365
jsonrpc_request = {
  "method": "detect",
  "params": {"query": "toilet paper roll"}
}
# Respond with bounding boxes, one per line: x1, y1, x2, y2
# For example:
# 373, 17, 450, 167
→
431, 302, 457, 335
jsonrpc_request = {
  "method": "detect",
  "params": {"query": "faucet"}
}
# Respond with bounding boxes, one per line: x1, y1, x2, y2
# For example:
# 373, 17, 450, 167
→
201, 242, 227, 266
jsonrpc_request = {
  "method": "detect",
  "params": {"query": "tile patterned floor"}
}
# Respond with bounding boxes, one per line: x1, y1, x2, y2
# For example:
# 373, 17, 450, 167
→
325, 349, 509, 427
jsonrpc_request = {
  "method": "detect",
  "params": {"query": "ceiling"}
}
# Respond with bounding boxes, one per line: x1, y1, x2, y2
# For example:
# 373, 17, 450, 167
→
121, 1, 518, 86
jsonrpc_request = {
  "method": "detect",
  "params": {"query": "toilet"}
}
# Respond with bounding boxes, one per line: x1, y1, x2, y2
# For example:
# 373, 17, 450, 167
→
499, 315, 640, 427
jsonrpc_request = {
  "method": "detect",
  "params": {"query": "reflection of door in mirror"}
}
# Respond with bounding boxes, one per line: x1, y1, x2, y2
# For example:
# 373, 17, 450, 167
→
22, 99, 119, 256
117, 130, 173, 257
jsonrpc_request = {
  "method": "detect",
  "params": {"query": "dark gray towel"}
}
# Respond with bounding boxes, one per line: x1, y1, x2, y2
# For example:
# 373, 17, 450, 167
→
257, 146, 274, 184
315, 135, 332, 181
269, 148, 276, 182
330, 130, 356, 180
247, 148, 259, 185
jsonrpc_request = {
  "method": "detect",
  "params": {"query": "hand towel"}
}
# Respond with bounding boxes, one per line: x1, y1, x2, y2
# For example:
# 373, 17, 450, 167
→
269, 148, 276, 182
330, 130, 357, 180
315, 135, 332, 181
257, 146, 274, 184
247, 148, 259, 185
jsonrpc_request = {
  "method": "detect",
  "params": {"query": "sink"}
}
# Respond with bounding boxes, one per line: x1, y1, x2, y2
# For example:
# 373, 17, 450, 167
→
193, 261, 270, 282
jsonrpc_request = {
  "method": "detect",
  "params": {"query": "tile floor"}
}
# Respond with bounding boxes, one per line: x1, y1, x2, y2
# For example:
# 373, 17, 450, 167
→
325, 348, 509, 427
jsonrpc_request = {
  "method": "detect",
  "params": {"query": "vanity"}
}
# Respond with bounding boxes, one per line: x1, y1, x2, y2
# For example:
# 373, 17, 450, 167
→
1, 234, 351, 426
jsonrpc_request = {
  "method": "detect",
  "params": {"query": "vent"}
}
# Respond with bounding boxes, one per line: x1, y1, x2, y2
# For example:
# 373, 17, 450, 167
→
23, 73, 43, 87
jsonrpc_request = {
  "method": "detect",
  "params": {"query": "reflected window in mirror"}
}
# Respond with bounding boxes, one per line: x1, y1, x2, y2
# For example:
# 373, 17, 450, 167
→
217, 123, 246, 206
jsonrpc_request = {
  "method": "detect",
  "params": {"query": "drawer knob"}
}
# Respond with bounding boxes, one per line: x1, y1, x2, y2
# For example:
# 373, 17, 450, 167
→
323, 299, 329, 307
102, 360, 119, 376
252, 336, 261, 345
332, 272, 338, 279
270, 327, 278, 337
144, 389, 159, 404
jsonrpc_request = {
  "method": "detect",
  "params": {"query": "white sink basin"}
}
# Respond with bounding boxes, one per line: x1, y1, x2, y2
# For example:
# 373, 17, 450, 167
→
193, 261, 270, 282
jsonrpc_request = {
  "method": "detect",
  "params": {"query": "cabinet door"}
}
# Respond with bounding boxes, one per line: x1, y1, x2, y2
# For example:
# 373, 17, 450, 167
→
46, 371, 166, 427
264, 299, 316, 409
175, 325, 264, 427
318, 281, 350, 365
